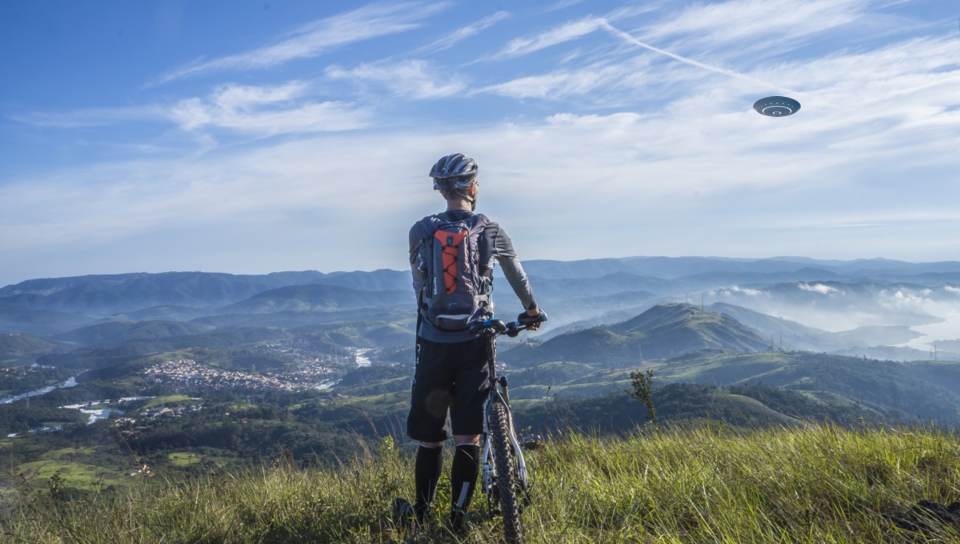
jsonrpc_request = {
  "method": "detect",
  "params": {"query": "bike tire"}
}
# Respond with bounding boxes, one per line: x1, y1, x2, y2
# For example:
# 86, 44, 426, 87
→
490, 398, 523, 544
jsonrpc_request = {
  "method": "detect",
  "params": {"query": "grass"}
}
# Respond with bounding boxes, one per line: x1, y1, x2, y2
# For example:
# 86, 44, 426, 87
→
39, 447, 96, 461
4, 425, 960, 543
167, 452, 201, 467
14, 460, 121, 492
142, 395, 194, 409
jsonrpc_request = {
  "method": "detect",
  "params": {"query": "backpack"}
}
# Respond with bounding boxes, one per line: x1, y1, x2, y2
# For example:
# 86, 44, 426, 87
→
416, 214, 493, 331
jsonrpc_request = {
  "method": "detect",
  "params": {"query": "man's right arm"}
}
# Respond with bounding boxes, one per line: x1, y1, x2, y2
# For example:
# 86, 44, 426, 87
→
489, 223, 538, 312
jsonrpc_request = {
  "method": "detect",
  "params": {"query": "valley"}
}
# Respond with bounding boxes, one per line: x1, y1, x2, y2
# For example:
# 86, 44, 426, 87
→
2, 256, 960, 507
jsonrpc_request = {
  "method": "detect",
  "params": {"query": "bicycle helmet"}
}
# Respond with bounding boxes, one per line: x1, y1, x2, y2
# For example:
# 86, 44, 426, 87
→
429, 153, 478, 190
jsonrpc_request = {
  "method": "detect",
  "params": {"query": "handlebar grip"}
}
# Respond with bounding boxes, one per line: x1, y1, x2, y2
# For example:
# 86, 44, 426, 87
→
517, 310, 548, 325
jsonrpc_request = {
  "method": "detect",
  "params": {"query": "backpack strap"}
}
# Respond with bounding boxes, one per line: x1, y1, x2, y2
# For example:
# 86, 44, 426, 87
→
470, 214, 493, 278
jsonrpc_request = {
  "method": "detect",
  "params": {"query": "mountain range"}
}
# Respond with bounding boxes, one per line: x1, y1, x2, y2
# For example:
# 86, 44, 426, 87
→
3, 255, 959, 364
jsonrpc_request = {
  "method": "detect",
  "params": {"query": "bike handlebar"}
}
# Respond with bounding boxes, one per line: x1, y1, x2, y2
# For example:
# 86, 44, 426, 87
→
475, 312, 548, 338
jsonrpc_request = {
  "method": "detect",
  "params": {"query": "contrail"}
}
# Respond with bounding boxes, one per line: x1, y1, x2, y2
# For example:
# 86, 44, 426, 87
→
599, 19, 801, 95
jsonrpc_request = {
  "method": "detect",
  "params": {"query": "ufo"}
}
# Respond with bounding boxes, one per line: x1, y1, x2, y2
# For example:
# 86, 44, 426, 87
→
753, 96, 801, 117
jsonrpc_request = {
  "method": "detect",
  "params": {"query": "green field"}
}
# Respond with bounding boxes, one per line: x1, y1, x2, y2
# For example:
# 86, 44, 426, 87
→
142, 394, 195, 409
15, 460, 121, 492
5, 425, 960, 543
166, 452, 201, 467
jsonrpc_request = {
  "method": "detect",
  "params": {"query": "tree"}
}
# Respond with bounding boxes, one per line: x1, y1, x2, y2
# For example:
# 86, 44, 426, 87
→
629, 368, 656, 424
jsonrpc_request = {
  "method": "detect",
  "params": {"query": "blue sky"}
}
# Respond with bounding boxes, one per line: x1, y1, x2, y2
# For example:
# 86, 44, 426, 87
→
1, 0, 958, 285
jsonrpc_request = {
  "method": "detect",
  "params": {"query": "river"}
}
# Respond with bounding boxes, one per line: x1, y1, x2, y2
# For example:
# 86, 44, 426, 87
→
0, 376, 78, 405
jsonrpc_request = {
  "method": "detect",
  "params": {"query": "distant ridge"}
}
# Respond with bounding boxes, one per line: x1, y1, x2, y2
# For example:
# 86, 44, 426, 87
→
0, 270, 409, 318
3, 256, 959, 335
220, 284, 411, 314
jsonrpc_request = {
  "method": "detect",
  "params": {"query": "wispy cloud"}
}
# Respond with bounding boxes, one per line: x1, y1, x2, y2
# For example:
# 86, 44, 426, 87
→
600, 20, 799, 94
481, 2, 663, 61
326, 60, 466, 99
413, 10, 511, 54
15, 81, 370, 137
480, 60, 646, 100
151, 1, 448, 85
487, 17, 605, 60
480, 12, 802, 102
644, 0, 870, 50
170, 82, 370, 135
541, 0, 585, 14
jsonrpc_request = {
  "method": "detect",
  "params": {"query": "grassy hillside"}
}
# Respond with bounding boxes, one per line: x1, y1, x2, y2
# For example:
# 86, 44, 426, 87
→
5, 426, 959, 543
645, 351, 960, 424
518, 384, 882, 432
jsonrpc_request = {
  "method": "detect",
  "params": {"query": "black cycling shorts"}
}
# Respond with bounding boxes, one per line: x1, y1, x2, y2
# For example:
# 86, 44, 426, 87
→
406, 336, 492, 443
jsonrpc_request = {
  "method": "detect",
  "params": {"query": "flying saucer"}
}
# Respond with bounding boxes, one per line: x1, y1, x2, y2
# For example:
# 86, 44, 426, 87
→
753, 96, 801, 117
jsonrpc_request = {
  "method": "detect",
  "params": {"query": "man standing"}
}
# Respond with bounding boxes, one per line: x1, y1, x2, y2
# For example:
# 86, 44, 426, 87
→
405, 153, 543, 533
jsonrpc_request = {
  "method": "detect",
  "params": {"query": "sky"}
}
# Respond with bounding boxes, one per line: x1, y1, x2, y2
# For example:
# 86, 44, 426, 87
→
1, 0, 959, 286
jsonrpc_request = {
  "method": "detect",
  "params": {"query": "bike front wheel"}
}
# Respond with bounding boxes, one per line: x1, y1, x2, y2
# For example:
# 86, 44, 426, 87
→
490, 398, 523, 544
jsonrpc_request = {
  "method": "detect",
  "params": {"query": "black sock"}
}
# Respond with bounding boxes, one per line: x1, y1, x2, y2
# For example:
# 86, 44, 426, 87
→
414, 446, 443, 522
450, 444, 480, 514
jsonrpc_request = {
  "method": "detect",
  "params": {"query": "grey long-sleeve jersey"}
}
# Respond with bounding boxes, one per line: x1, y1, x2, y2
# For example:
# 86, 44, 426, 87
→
409, 210, 537, 343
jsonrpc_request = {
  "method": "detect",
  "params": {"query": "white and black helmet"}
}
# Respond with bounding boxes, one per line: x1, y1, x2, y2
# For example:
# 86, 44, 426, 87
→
430, 153, 478, 191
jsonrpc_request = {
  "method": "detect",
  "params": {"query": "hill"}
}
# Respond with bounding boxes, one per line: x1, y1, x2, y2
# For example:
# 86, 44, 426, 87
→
646, 351, 960, 425
0, 272, 311, 314
57, 320, 214, 348
506, 303, 768, 365
0, 332, 63, 362
5, 426, 959, 542
0, 306, 95, 336
219, 284, 411, 314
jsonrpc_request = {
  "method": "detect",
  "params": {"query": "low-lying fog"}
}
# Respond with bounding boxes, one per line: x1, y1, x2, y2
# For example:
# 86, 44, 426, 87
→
709, 283, 960, 352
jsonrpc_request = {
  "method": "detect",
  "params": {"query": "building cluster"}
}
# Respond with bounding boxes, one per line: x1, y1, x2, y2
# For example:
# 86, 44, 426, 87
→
112, 401, 203, 438
144, 358, 326, 393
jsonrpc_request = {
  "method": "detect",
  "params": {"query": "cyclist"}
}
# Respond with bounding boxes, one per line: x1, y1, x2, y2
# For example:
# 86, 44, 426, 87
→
406, 153, 543, 532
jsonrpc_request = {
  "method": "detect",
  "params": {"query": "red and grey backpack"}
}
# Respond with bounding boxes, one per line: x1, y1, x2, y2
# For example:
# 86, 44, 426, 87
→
416, 213, 493, 331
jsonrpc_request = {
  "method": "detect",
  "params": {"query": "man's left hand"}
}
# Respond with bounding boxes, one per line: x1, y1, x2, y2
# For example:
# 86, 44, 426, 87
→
523, 307, 543, 331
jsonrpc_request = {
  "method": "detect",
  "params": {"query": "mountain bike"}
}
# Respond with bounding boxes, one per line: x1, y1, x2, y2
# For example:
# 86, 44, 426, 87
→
474, 312, 546, 544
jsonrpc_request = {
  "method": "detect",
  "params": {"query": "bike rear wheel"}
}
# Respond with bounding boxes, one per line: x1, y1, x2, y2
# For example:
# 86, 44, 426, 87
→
490, 398, 523, 543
